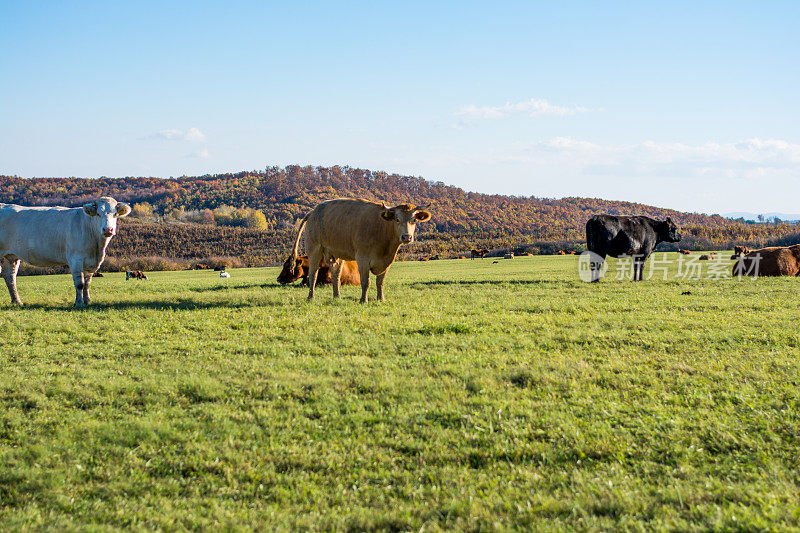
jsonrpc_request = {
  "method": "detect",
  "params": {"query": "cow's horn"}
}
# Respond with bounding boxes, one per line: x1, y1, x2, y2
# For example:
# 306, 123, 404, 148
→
415, 203, 431, 211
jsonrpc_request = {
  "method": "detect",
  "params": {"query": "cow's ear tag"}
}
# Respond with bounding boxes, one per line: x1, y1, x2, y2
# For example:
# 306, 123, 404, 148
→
381, 210, 394, 221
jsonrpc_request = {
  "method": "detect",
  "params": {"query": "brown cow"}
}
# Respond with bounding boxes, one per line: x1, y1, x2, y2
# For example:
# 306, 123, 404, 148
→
277, 255, 360, 287
418, 256, 430, 261
678, 249, 691, 254
733, 245, 800, 277
287, 199, 431, 302
557, 250, 565, 255
470, 249, 488, 259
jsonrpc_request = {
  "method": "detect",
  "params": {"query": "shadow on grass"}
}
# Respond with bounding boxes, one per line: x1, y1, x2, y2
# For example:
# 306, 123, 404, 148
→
408, 279, 575, 288
12, 299, 272, 312
188, 282, 277, 293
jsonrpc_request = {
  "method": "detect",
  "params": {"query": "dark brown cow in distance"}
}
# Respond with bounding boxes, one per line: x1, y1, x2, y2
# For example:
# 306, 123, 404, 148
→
471, 249, 488, 259
277, 255, 360, 287
731, 245, 750, 260
733, 245, 800, 277
285, 198, 431, 303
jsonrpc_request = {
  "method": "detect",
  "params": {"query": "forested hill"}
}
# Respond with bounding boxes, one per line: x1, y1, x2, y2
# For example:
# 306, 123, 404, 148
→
1, 167, 797, 265
0, 166, 741, 239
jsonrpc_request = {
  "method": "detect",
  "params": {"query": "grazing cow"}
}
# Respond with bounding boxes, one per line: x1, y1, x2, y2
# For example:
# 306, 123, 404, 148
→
586, 215, 681, 281
518, 252, 531, 257
0, 197, 131, 306
286, 198, 430, 303
557, 250, 565, 255
733, 245, 800, 277
504, 253, 514, 259
220, 270, 230, 278
471, 249, 489, 259
419, 256, 430, 261
567, 251, 576, 255
277, 255, 361, 287
678, 249, 691, 255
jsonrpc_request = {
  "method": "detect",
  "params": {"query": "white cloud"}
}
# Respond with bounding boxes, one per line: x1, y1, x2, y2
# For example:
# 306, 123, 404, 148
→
449, 137, 800, 181
188, 148, 210, 159
456, 98, 590, 120
147, 128, 207, 142
184, 127, 207, 142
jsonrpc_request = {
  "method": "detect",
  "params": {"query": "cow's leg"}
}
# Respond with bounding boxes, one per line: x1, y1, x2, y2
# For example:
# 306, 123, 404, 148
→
306, 249, 323, 300
375, 271, 387, 302
356, 257, 371, 304
331, 260, 343, 298
2, 257, 23, 305
68, 261, 86, 307
634, 256, 645, 281
590, 253, 606, 283
82, 272, 93, 305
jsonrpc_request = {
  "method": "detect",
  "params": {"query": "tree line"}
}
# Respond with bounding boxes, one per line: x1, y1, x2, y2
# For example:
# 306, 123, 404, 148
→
2, 167, 798, 269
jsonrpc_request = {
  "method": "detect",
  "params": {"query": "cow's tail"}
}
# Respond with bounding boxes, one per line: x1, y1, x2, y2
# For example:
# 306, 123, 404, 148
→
291, 214, 309, 260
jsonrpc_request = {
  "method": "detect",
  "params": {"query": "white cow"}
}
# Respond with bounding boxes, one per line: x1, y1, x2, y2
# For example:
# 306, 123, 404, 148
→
0, 197, 131, 307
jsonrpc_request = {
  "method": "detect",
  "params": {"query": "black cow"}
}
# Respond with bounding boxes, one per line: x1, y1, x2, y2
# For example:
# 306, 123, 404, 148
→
586, 215, 681, 282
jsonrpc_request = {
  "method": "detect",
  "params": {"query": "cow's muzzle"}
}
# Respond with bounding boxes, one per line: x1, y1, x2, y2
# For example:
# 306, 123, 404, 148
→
401, 234, 414, 243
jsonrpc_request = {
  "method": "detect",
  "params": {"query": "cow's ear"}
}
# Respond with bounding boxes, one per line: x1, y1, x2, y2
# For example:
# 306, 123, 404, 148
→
116, 203, 132, 217
381, 209, 395, 221
666, 217, 672, 223
415, 210, 431, 222
83, 202, 98, 216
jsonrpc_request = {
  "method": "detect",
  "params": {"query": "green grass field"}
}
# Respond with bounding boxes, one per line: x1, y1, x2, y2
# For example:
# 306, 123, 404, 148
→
1, 255, 799, 531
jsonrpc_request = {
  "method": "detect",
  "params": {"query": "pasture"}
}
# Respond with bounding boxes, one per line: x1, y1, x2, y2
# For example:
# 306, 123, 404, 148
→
1, 255, 799, 530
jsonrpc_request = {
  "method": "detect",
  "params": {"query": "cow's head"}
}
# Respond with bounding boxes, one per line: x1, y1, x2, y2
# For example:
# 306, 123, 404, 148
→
660, 217, 681, 243
380, 203, 432, 244
277, 255, 309, 284
83, 197, 131, 238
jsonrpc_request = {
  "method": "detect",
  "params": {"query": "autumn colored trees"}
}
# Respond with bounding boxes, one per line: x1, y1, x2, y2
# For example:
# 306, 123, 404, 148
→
1, 167, 798, 268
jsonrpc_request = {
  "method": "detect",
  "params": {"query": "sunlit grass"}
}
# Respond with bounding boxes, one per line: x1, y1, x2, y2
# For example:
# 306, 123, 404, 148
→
1, 254, 798, 530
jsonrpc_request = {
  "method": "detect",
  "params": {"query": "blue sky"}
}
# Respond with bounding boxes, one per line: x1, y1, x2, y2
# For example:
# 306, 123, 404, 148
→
1, 1, 798, 213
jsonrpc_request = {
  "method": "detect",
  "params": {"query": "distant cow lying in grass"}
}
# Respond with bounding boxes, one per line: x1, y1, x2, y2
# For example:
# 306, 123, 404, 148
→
126, 270, 147, 280
733, 245, 800, 277
699, 253, 716, 260
277, 255, 360, 288
678, 249, 691, 254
